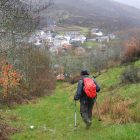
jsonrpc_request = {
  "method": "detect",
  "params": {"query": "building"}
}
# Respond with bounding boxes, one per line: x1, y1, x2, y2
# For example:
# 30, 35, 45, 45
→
95, 36, 109, 43
74, 47, 86, 55
91, 28, 103, 36
63, 43, 72, 50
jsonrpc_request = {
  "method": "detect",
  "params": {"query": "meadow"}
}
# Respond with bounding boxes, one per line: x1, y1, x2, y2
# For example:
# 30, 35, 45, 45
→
1, 60, 140, 140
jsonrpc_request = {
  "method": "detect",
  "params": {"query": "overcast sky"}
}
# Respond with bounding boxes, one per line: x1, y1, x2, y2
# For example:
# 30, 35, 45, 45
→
113, 0, 140, 9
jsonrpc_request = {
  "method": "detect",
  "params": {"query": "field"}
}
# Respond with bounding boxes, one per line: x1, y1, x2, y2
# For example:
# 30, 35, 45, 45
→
1, 60, 140, 140
86, 42, 101, 48
43, 25, 89, 35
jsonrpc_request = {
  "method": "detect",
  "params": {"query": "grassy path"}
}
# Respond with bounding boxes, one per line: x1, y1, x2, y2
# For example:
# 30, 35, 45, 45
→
5, 82, 140, 140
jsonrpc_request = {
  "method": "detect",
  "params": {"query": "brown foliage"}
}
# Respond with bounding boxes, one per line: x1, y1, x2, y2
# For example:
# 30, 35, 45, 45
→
120, 37, 140, 64
0, 60, 23, 96
71, 73, 82, 84
23, 51, 56, 96
0, 51, 56, 106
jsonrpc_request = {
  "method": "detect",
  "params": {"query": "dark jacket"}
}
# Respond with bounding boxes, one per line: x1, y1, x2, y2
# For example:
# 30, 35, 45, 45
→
74, 75, 100, 104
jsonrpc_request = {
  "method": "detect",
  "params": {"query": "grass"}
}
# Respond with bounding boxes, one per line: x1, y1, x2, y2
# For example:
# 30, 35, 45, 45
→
54, 25, 89, 36
86, 42, 101, 48
56, 31, 68, 34
1, 61, 140, 140
66, 25, 89, 35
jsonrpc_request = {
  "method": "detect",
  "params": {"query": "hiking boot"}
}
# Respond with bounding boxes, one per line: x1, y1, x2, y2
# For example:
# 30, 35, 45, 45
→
85, 121, 92, 130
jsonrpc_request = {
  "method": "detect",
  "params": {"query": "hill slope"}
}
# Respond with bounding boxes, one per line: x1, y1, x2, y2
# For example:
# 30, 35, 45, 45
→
41, 0, 140, 31
1, 59, 140, 139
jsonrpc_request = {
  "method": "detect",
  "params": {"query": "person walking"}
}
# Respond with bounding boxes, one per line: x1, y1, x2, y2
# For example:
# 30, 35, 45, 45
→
74, 69, 100, 129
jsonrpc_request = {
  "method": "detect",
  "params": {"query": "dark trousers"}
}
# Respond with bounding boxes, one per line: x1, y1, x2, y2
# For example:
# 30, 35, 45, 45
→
80, 101, 94, 123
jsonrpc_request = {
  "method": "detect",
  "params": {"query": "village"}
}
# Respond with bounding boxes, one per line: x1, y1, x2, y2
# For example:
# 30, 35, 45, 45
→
24, 27, 115, 80
0, 27, 116, 80
26, 28, 116, 55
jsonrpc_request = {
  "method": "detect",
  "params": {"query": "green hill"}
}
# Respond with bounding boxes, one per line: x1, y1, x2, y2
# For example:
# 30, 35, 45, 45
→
1, 59, 140, 139
39, 0, 140, 31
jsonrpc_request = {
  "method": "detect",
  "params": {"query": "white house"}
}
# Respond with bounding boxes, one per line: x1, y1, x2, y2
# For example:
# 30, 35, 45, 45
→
108, 33, 116, 40
36, 30, 45, 36
71, 36, 81, 42
80, 35, 86, 41
61, 40, 69, 45
64, 35, 71, 41
91, 28, 103, 36
34, 37, 42, 45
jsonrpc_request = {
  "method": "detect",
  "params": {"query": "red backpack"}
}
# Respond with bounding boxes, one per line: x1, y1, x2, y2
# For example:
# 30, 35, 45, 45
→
83, 78, 96, 98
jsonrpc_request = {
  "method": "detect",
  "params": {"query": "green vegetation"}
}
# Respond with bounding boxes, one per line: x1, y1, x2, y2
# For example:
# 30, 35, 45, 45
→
1, 60, 140, 140
86, 42, 101, 48
56, 31, 68, 34
45, 0, 140, 31
67, 26, 89, 35
55, 26, 89, 35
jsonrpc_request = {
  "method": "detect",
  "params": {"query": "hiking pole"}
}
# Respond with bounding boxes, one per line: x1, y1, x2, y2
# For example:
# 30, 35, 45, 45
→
75, 100, 77, 131
95, 100, 101, 121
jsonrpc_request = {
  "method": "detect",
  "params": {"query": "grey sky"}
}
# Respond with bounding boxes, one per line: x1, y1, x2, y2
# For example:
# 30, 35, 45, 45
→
113, 0, 140, 9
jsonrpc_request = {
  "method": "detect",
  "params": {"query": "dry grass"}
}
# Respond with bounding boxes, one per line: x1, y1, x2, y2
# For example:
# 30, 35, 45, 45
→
0, 123, 22, 140
9, 114, 19, 122
93, 95, 140, 125
110, 101, 131, 124
0, 112, 22, 140
131, 102, 140, 123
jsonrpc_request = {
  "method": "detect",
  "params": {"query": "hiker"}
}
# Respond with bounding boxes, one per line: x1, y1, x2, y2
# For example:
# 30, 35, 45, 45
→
74, 69, 100, 129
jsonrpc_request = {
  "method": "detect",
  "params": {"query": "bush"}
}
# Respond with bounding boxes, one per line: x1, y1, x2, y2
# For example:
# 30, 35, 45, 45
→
0, 50, 56, 106
120, 38, 140, 65
71, 73, 81, 84
19, 50, 56, 97
120, 64, 140, 84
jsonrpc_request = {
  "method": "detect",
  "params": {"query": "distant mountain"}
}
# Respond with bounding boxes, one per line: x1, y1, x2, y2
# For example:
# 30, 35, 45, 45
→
39, 0, 140, 31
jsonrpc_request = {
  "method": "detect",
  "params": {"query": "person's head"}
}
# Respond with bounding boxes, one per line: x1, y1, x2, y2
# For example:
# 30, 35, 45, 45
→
80, 69, 89, 77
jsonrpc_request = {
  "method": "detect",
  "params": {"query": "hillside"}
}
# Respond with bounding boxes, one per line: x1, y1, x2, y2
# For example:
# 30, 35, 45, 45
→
1, 59, 140, 139
39, 0, 140, 31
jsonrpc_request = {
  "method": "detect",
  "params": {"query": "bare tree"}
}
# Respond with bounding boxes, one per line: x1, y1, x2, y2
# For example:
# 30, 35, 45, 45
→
0, 0, 54, 88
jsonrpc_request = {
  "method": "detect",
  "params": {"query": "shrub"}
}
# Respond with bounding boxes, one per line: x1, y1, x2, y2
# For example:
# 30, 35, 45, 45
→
0, 50, 56, 106
120, 37, 140, 64
18, 50, 56, 97
0, 87, 31, 106
71, 73, 81, 84
120, 64, 140, 84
